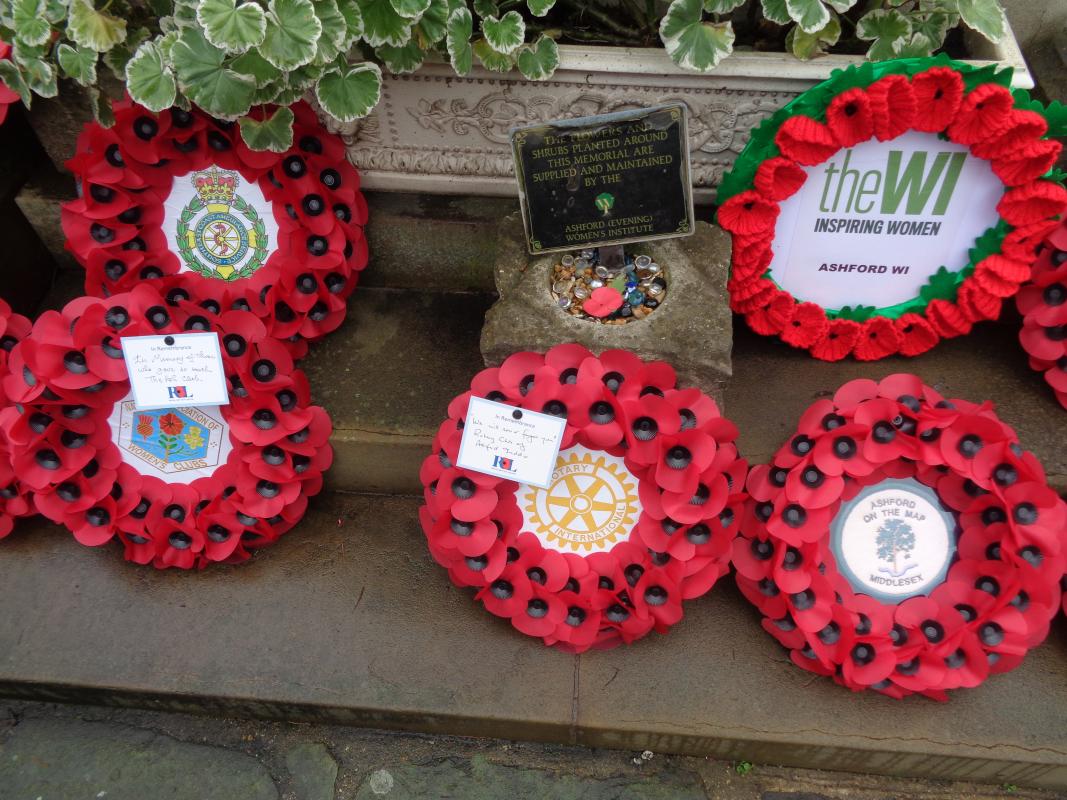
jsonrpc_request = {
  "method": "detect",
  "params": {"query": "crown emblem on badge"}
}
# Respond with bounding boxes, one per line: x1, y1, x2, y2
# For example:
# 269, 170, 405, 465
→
193, 167, 239, 210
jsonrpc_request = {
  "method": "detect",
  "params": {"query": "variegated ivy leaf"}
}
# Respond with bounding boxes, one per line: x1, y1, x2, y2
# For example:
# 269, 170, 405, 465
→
12, 40, 48, 66
446, 5, 473, 75
260, 0, 322, 70
856, 8, 911, 60
287, 59, 325, 87
473, 0, 496, 18
315, 60, 382, 122
44, 0, 69, 25
481, 10, 524, 55
171, 25, 256, 116
67, 0, 128, 52
957, 0, 1006, 43
785, 0, 830, 34
472, 37, 513, 71
377, 40, 424, 73
338, 0, 365, 47
823, 0, 855, 11
786, 11, 839, 59
415, 0, 450, 46
57, 43, 98, 85
89, 85, 116, 125
196, 0, 267, 53
22, 57, 57, 97
103, 26, 151, 77
390, 0, 429, 19
703, 0, 745, 13
12, 0, 52, 48
229, 48, 281, 86
313, 0, 349, 64
238, 105, 294, 152
660, 0, 735, 72
912, 11, 953, 47
125, 40, 177, 110
0, 61, 30, 106
527, 0, 555, 16
359, 0, 414, 48
155, 30, 181, 61
516, 34, 557, 80
760, 0, 789, 25
896, 31, 936, 58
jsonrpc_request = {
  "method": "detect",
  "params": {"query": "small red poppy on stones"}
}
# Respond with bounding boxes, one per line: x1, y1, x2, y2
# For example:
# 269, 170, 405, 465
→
717, 57, 1067, 361
0, 42, 18, 127
0, 298, 34, 538
61, 98, 369, 358
1016, 219, 1067, 410
1, 284, 332, 569
419, 345, 748, 651
737, 374, 1066, 699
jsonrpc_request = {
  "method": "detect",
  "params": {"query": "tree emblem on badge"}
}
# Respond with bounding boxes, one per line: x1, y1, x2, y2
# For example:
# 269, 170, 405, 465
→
595, 192, 615, 215
175, 167, 269, 281
875, 518, 917, 578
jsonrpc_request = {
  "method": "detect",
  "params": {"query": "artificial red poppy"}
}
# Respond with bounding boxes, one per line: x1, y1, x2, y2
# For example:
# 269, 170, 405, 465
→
774, 115, 839, 166
737, 374, 1067, 699
1016, 219, 1067, 410
0, 41, 18, 128
419, 345, 748, 652
826, 88, 875, 148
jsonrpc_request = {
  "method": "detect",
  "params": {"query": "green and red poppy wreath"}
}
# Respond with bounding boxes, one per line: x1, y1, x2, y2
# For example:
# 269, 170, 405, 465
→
718, 57, 1067, 361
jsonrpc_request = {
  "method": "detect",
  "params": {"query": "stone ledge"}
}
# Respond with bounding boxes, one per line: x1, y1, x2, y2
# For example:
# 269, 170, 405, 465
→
308, 288, 1067, 495
0, 494, 1064, 790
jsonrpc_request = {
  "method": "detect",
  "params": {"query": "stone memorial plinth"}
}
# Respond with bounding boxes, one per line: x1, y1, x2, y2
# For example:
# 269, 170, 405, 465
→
480, 214, 733, 402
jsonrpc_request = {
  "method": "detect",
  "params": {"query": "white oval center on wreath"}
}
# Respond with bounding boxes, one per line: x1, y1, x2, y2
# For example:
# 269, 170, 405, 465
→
162, 166, 279, 282
768, 131, 1003, 311
520, 444, 642, 554
107, 393, 233, 485
830, 477, 957, 602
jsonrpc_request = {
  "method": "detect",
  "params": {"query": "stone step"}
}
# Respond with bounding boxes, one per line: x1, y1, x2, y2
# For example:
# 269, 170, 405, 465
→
306, 286, 1067, 495
0, 493, 1064, 791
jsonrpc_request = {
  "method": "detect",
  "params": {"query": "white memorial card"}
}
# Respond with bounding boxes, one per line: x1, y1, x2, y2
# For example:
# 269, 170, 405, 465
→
121, 332, 229, 411
456, 396, 567, 489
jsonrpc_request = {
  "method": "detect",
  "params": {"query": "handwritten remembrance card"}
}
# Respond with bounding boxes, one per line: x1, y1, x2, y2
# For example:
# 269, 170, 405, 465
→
456, 397, 566, 488
121, 332, 229, 410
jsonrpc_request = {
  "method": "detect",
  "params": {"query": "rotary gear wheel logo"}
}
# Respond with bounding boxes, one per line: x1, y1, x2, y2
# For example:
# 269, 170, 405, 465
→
522, 445, 640, 554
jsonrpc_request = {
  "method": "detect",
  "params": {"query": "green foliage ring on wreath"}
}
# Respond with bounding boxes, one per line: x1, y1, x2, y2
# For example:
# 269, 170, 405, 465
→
175, 195, 269, 282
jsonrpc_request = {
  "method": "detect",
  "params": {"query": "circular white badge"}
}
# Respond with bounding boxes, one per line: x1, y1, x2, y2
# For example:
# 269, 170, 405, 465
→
519, 444, 641, 554
107, 394, 233, 485
830, 477, 957, 602
768, 130, 1002, 311
162, 166, 279, 282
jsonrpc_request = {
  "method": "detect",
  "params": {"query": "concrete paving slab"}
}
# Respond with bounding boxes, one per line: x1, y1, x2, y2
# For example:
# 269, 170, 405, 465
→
0, 492, 1064, 790
0, 494, 577, 745
576, 580, 1067, 790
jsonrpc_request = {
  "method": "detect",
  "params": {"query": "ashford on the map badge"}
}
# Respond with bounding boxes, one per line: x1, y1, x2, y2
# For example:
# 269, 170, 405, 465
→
511, 104, 694, 254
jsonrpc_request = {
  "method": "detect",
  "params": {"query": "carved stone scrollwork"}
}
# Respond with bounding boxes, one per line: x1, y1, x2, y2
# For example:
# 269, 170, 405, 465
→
317, 67, 798, 196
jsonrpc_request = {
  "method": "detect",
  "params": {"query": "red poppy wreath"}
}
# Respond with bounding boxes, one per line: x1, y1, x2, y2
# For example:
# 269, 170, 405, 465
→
1017, 218, 1067, 410
0, 298, 34, 538
1, 284, 332, 569
736, 374, 1066, 700
61, 98, 368, 358
717, 56, 1067, 362
418, 345, 748, 652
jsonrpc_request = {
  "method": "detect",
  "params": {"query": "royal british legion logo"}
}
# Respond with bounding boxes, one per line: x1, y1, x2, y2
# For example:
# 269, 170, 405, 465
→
175, 167, 268, 282
167, 385, 189, 399
492, 455, 517, 472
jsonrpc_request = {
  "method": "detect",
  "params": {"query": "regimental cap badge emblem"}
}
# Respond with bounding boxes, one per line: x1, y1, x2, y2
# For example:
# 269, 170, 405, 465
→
175, 167, 269, 282
521, 445, 640, 554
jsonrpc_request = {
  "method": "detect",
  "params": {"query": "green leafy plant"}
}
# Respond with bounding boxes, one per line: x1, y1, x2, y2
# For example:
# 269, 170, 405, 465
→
0, 0, 1012, 151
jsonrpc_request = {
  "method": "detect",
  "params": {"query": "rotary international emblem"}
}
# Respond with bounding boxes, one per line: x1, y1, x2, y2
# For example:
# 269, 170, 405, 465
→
521, 445, 640, 554
175, 167, 268, 281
